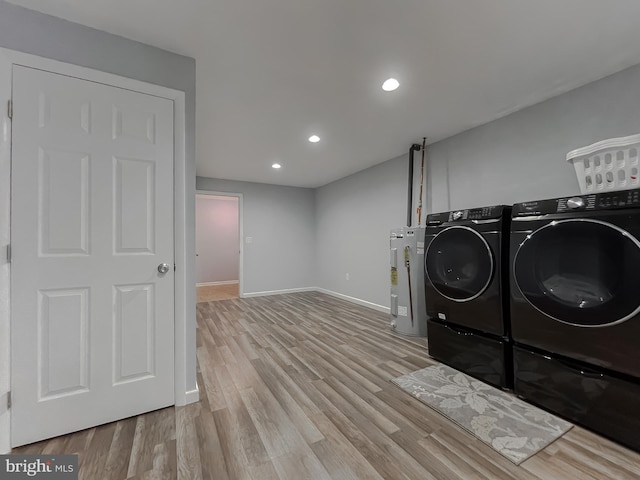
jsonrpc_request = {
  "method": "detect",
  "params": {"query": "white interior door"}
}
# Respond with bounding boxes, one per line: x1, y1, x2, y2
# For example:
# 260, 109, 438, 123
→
10, 65, 175, 447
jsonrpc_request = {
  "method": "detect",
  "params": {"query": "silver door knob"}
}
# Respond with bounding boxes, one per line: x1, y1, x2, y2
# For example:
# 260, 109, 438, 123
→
158, 263, 170, 274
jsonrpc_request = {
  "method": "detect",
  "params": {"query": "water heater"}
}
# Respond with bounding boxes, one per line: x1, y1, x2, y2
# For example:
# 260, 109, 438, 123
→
390, 227, 428, 337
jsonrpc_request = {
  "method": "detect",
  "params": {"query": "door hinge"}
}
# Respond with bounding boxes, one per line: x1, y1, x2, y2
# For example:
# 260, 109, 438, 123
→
7, 99, 12, 119
174, 263, 176, 272
5, 244, 10, 263
6, 391, 10, 410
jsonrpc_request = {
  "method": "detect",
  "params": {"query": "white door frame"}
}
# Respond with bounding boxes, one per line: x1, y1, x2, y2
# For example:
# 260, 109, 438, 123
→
0, 51, 11, 455
196, 191, 244, 297
0, 48, 197, 447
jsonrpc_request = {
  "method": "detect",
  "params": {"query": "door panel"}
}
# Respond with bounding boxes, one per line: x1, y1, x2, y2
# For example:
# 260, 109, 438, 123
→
38, 288, 89, 398
11, 65, 175, 446
39, 149, 90, 255
112, 105, 157, 144
115, 157, 156, 253
114, 284, 155, 384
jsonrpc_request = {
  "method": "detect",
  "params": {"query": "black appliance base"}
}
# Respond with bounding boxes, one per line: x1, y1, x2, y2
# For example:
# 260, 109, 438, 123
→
514, 345, 640, 453
427, 319, 512, 389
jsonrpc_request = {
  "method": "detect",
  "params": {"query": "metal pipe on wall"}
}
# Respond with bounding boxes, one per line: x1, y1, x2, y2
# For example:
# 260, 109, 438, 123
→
407, 143, 421, 226
417, 137, 427, 225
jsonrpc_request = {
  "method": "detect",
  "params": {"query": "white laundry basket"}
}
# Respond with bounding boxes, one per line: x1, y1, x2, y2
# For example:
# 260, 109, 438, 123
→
567, 134, 640, 194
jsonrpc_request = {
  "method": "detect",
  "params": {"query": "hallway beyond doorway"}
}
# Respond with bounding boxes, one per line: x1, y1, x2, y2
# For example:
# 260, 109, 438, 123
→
197, 283, 239, 302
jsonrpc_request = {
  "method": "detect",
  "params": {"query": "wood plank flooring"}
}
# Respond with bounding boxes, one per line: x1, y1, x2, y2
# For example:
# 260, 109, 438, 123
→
13, 292, 640, 479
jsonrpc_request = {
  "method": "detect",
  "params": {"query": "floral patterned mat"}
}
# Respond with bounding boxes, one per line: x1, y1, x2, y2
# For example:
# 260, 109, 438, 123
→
391, 363, 573, 464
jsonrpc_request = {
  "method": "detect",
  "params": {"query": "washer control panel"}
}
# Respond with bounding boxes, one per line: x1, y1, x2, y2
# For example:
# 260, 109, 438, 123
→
513, 189, 640, 216
556, 195, 596, 212
426, 205, 507, 224
596, 189, 640, 208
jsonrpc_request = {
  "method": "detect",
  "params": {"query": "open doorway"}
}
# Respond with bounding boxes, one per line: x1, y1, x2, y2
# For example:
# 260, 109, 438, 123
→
195, 192, 242, 302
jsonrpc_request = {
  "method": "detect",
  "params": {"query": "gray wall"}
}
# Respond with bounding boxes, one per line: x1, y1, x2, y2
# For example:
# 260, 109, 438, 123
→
428, 62, 640, 211
196, 177, 316, 294
196, 196, 239, 283
315, 155, 409, 309
0, 0, 197, 452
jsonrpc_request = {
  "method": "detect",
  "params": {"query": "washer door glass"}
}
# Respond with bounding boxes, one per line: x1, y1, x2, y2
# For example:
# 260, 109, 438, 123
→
425, 226, 494, 302
513, 219, 640, 327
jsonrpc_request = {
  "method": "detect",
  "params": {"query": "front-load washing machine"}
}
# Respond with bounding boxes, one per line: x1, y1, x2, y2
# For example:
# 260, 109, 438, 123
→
510, 189, 640, 452
424, 205, 511, 388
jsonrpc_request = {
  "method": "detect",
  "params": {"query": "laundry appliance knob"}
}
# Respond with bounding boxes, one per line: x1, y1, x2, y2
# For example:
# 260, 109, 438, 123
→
567, 197, 585, 209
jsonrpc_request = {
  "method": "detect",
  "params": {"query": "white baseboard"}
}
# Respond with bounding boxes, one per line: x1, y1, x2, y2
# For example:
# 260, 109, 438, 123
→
184, 387, 200, 405
315, 288, 390, 314
239, 286, 390, 314
177, 385, 200, 406
242, 287, 315, 298
196, 280, 239, 287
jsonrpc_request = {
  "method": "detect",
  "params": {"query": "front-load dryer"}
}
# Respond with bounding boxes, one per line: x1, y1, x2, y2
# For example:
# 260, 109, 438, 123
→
424, 205, 511, 388
510, 190, 640, 377
510, 189, 640, 452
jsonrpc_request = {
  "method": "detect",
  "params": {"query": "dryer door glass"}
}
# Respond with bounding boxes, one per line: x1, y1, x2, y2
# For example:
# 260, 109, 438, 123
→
513, 219, 640, 326
425, 226, 494, 302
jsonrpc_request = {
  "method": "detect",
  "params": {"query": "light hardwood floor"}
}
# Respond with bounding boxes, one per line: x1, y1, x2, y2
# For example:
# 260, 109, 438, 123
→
13, 292, 640, 479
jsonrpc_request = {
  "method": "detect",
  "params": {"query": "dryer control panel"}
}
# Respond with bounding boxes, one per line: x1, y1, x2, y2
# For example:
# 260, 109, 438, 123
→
513, 188, 640, 216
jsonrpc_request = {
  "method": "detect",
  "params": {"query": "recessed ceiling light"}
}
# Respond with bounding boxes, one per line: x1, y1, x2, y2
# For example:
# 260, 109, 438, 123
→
308, 135, 320, 143
382, 78, 400, 92
272, 163, 281, 169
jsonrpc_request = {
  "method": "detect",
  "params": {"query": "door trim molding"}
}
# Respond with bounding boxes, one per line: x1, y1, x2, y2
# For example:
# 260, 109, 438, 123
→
0, 51, 9, 453
196, 190, 244, 298
0, 48, 196, 448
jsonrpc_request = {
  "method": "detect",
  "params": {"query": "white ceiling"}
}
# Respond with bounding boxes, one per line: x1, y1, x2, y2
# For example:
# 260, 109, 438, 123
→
8, 0, 640, 187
